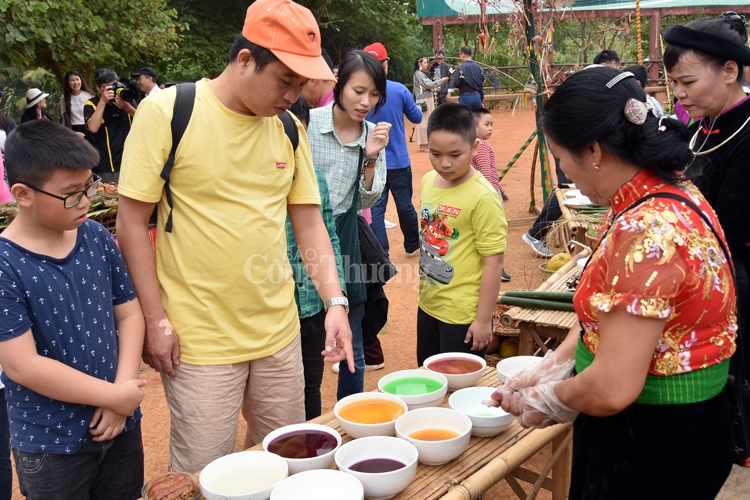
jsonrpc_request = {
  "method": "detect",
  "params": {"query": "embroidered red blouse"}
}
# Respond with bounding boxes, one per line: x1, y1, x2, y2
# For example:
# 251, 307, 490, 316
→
575, 169, 737, 377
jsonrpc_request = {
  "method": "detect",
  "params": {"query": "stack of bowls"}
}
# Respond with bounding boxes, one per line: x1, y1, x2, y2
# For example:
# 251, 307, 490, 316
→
377, 369, 448, 411
423, 352, 486, 391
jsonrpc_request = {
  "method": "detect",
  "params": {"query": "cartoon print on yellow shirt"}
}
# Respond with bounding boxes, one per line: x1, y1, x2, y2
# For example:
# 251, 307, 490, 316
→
419, 206, 460, 284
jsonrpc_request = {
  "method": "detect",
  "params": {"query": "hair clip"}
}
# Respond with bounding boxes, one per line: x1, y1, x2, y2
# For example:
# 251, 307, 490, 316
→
605, 71, 635, 89
624, 98, 648, 125
658, 116, 668, 133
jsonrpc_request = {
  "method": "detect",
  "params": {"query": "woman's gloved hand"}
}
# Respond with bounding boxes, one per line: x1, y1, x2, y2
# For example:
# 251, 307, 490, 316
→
501, 381, 579, 429
484, 349, 574, 408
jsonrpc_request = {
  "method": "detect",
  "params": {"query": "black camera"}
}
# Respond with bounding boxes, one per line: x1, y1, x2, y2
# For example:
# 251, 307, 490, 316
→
108, 78, 138, 102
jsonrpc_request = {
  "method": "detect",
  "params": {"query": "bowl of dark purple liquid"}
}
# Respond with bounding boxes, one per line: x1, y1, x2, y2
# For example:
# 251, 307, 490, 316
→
335, 436, 418, 500
262, 423, 342, 475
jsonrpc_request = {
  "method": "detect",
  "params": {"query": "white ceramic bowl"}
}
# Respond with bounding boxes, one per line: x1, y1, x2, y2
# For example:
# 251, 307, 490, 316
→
423, 352, 486, 391
394, 407, 472, 465
262, 423, 341, 475
335, 436, 418, 500
448, 387, 515, 437
334, 392, 408, 439
377, 369, 448, 411
200, 450, 288, 500
270, 469, 364, 500
496, 356, 543, 384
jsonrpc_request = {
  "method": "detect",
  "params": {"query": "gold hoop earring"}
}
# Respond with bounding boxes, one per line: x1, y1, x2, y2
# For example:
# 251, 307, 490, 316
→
592, 162, 600, 170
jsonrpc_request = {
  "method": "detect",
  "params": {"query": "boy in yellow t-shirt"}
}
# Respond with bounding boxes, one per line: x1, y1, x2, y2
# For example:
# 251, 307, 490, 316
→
417, 103, 507, 366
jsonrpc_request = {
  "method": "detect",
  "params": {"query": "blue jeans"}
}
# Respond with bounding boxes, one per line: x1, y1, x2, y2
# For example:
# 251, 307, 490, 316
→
13, 421, 144, 500
370, 167, 420, 255
0, 389, 10, 500
337, 304, 365, 400
458, 93, 482, 110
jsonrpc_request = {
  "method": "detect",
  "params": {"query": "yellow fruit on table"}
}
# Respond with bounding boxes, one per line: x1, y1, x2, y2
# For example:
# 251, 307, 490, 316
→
500, 339, 519, 358
547, 253, 572, 271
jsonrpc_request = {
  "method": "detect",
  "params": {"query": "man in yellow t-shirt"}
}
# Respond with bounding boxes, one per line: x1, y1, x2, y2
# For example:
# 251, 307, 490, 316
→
116, 0, 353, 473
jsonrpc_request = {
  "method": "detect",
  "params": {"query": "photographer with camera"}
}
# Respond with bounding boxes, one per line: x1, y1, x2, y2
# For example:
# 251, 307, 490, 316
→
84, 67, 138, 183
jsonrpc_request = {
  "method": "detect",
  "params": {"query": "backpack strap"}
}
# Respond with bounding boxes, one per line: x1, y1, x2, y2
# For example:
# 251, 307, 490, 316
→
278, 110, 299, 152
159, 88, 297, 233
160, 82, 196, 233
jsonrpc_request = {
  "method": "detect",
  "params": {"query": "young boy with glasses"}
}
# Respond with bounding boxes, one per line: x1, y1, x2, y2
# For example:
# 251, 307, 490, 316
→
0, 120, 146, 500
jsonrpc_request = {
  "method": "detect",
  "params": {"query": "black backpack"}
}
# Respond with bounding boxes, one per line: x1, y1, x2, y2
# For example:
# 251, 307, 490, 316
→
159, 82, 299, 232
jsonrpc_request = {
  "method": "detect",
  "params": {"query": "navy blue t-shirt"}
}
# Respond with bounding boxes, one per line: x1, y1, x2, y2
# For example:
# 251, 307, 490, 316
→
0, 221, 140, 454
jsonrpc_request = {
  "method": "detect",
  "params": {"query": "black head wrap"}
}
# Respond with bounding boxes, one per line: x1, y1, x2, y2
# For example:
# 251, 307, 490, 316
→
664, 25, 750, 65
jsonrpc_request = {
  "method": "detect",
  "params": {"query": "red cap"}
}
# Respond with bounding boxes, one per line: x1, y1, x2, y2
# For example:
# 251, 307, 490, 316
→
363, 42, 389, 62
242, 0, 335, 81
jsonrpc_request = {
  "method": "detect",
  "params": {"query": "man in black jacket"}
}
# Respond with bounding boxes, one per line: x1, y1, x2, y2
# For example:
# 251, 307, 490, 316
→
430, 50, 454, 106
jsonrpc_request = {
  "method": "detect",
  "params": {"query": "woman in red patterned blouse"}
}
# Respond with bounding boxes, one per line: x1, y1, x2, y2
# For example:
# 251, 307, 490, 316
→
490, 66, 737, 499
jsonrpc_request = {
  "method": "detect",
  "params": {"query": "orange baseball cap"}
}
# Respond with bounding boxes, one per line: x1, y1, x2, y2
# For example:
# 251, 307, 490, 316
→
242, 0, 335, 81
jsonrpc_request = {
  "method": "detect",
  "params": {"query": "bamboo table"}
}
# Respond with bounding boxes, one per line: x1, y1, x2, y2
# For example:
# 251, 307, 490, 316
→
248, 367, 572, 500
500, 254, 588, 357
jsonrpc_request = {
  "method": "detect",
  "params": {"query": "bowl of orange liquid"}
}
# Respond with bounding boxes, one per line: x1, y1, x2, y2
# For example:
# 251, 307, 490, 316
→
394, 407, 472, 465
423, 352, 486, 391
334, 392, 408, 439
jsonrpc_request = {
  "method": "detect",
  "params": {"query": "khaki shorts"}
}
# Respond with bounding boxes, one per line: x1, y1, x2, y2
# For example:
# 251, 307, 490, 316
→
161, 335, 305, 473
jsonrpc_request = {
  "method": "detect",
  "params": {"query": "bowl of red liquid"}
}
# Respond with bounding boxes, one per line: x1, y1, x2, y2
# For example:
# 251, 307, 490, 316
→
395, 407, 472, 465
335, 436, 418, 500
377, 369, 448, 411
262, 423, 342, 475
334, 392, 408, 439
423, 352, 487, 391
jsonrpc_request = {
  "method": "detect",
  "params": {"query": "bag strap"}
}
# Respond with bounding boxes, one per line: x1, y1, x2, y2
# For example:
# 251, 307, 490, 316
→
159, 84, 298, 233
160, 82, 196, 233
278, 110, 299, 152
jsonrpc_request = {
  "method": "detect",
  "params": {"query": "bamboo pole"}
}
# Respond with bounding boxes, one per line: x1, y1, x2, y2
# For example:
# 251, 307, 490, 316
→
439, 423, 573, 500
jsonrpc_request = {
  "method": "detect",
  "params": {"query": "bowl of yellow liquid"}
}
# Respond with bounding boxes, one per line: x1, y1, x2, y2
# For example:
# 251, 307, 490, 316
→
448, 386, 515, 437
334, 392, 408, 439
377, 369, 448, 411
394, 407, 472, 465
200, 450, 288, 500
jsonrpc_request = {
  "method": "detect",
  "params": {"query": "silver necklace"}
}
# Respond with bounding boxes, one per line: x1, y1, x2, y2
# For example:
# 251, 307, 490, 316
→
689, 115, 750, 156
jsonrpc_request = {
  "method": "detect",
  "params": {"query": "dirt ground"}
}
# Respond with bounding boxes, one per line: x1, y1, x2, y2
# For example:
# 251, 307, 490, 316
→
15, 104, 750, 498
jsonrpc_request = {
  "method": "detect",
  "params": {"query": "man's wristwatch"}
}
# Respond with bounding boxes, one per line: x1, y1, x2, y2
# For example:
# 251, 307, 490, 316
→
324, 296, 349, 314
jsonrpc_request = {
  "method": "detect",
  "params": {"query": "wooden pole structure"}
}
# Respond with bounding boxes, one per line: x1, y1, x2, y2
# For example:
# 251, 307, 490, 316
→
636, 0, 643, 64
524, 0, 552, 203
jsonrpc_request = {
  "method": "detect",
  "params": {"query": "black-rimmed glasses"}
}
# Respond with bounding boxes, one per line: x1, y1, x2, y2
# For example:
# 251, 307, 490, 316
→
21, 174, 102, 209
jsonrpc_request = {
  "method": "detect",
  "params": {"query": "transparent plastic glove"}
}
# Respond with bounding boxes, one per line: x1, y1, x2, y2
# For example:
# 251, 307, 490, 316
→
502, 381, 579, 429
484, 350, 575, 408
504, 349, 575, 391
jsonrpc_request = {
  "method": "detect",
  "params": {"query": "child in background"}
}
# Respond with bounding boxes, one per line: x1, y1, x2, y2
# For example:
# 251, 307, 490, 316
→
0, 120, 146, 500
417, 103, 507, 366
471, 107, 511, 282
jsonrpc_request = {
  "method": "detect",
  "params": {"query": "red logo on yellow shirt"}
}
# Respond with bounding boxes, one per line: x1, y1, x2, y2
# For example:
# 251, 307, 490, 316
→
276, 162, 287, 169
436, 204, 462, 217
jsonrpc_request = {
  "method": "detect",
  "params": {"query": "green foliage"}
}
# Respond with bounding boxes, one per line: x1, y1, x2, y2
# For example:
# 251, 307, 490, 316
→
163, 0, 249, 81
305, 0, 431, 85
0, 67, 60, 123
0, 0, 185, 85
